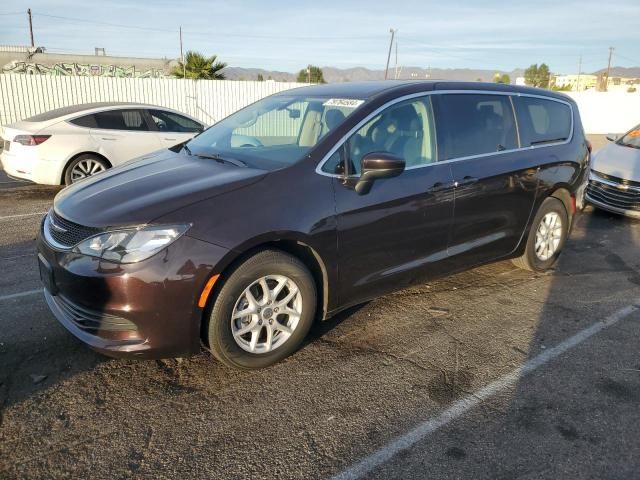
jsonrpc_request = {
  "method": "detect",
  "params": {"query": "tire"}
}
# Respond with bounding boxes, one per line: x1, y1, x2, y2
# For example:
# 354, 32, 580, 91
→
64, 154, 110, 185
207, 249, 317, 369
512, 197, 569, 272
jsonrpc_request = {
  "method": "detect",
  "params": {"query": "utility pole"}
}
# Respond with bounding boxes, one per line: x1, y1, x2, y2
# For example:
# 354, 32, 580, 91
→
27, 8, 34, 47
604, 46, 614, 92
179, 26, 186, 78
384, 28, 396, 80
394, 36, 399, 79
576, 55, 582, 91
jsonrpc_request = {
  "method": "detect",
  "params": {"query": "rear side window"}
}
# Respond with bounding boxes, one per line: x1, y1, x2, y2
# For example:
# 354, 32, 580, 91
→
515, 97, 572, 146
92, 109, 149, 131
149, 109, 203, 133
69, 114, 97, 128
434, 94, 518, 160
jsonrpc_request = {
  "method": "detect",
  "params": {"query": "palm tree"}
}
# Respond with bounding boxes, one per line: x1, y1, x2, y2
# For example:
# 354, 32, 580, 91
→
171, 51, 227, 80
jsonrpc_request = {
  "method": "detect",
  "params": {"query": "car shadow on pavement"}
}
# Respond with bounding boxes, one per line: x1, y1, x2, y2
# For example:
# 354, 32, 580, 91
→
378, 206, 640, 479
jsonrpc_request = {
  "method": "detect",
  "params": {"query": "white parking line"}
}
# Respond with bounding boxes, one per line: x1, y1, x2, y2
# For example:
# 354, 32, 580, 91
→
0, 211, 47, 221
331, 302, 640, 480
0, 289, 42, 301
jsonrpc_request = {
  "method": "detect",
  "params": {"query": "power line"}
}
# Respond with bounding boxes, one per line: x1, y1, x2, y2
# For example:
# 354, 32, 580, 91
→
31, 11, 380, 40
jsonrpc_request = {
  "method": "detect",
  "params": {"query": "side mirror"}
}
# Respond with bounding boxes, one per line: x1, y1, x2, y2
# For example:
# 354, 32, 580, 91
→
355, 152, 405, 195
606, 133, 620, 142
287, 108, 301, 119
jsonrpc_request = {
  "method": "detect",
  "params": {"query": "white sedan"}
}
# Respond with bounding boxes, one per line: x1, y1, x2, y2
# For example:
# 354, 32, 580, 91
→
0, 103, 205, 185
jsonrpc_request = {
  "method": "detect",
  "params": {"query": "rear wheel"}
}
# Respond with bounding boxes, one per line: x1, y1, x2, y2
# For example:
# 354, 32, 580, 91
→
512, 197, 569, 272
64, 154, 109, 185
207, 250, 317, 369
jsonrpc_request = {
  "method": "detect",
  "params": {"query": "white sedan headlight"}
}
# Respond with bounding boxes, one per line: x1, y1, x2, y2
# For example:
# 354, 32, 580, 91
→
73, 225, 190, 263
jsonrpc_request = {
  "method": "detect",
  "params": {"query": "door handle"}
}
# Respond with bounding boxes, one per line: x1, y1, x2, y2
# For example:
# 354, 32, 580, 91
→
455, 176, 479, 187
429, 181, 454, 192
101, 137, 116, 141
164, 137, 177, 141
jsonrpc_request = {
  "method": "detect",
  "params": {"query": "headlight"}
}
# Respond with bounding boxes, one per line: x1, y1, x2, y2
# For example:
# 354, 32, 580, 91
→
73, 224, 190, 263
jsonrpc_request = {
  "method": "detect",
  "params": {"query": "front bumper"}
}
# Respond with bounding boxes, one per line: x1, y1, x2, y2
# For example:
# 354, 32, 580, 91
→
586, 193, 640, 219
586, 170, 640, 220
37, 229, 230, 359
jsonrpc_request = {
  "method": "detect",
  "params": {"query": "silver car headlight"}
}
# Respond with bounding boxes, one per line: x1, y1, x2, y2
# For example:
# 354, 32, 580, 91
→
73, 224, 190, 263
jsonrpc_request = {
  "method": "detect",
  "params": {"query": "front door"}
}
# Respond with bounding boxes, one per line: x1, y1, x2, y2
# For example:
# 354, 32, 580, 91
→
148, 109, 203, 149
432, 93, 538, 267
323, 95, 455, 307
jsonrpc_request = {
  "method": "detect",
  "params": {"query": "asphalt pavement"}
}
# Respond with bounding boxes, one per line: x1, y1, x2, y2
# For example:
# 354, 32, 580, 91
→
1, 144, 639, 479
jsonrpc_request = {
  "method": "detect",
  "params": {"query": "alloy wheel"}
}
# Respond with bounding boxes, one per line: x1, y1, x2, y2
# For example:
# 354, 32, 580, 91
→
70, 159, 106, 182
230, 275, 303, 354
534, 212, 562, 261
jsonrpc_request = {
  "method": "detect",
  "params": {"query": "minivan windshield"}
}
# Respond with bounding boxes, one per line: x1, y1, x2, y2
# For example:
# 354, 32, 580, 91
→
185, 95, 364, 170
617, 124, 640, 149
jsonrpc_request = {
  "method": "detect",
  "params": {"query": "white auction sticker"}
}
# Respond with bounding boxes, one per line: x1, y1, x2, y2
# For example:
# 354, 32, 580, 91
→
323, 98, 364, 108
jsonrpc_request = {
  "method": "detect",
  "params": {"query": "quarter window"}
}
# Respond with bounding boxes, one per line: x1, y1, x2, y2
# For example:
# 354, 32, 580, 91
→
149, 109, 203, 133
69, 114, 97, 128
92, 109, 149, 131
515, 97, 572, 146
322, 96, 436, 175
434, 94, 518, 160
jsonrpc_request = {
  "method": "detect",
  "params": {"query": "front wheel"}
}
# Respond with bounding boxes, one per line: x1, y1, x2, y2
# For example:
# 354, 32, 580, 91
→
207, 250, 317, 369
512, 197, 569, 272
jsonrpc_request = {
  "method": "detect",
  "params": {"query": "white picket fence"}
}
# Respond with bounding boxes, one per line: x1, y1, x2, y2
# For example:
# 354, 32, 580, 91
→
0, 74, 307, 126
1, 74, 639, 134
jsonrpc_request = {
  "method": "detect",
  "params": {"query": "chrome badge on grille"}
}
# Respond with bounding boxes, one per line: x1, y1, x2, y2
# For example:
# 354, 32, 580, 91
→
49, 216, 68, 234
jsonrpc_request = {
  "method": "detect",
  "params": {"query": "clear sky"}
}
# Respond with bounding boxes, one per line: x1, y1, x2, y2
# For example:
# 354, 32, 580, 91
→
1, 0, 639, 74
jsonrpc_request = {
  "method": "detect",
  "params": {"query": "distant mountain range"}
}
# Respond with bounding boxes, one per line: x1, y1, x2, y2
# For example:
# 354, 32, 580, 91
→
222, 65, 640, 83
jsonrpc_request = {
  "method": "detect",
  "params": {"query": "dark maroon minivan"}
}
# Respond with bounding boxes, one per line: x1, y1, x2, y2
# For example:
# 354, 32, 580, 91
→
37, 81, 589, 369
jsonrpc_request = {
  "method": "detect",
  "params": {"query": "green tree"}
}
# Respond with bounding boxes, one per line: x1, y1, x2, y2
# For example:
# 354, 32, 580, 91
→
297, 65, 326, 83
171, 51, 227, 80
493, 72, 510, 84
524, 63, 551, 88
257, 73, 264, 81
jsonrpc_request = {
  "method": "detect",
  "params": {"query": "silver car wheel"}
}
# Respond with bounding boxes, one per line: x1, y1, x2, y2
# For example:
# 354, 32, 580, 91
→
231, 275, 303, 354
70, 159, 106, 182
534, 212, 562, 261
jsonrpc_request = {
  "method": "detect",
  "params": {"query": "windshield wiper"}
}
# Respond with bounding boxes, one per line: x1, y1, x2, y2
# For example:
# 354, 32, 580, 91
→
194, 152, 247, 168
619, 142, 640, 150
183, 144, 193, 155
530, 137, 567, 146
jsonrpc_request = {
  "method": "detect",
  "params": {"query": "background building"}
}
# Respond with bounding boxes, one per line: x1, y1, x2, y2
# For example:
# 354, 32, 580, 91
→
0, 45, 176, 78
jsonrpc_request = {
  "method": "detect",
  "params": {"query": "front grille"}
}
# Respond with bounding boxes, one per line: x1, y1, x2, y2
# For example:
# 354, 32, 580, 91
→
587, 172, 640, 212
52, 294, 137, 334
592, 170, 640, 188
47, 210, 102, 248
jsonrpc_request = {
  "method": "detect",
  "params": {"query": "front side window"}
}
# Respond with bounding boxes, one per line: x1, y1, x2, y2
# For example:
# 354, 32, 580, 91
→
434, 94, 518, 160
515, 96, 572, 147
187, 95, 363, 171
149, 110, 202, 133
322, 96, 437, 175
92, 109, 149, 131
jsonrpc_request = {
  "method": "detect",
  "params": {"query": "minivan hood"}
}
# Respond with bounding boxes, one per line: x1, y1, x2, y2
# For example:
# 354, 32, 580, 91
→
591, 142, 640, 182
54, 149, 267, 227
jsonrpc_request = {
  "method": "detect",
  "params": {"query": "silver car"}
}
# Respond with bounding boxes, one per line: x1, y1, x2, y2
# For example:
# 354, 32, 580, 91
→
586, 124, 640, 219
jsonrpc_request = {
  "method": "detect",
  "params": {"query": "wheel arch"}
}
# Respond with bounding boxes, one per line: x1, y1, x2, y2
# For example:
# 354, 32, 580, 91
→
549, 187, 573, 218
199, 237, 331, 345
61, 151, 112, 184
